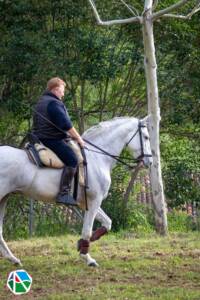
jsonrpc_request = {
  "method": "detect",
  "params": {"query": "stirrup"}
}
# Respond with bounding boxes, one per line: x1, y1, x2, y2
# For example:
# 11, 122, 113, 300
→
56, 193, 77, 206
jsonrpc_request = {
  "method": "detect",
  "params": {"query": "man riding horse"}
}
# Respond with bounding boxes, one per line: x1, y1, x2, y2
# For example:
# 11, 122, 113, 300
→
33, 77, 85, 206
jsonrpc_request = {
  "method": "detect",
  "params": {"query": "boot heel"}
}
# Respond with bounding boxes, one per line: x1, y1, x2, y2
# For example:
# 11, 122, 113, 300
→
56, 166, 77, 206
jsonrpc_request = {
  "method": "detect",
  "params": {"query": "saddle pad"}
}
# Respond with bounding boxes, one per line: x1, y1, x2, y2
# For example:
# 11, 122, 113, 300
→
34, 143, 65, 169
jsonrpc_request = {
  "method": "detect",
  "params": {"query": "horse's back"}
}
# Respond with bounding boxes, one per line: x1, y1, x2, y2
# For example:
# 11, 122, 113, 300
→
0, 145, 60, 201
0, 145, 24, 154
0, 146, 35, 192
0, 145, 28, 165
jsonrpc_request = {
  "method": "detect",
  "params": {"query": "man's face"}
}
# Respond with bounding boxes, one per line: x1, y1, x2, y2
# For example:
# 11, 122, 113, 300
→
54, 84, 65, 100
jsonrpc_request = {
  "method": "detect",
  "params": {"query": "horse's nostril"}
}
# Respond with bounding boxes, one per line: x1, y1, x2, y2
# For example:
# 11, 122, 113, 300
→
144, 159, 152, 168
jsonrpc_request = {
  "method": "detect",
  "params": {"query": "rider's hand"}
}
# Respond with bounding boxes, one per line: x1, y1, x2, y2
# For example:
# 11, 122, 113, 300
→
78, 138, 85, 148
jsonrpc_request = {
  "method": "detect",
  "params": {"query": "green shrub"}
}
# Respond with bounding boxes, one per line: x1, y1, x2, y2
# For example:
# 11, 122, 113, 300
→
102, 164, 154, 232
167, 210, 197, 232
4, 194, 81, 240
161, 134, 200, 208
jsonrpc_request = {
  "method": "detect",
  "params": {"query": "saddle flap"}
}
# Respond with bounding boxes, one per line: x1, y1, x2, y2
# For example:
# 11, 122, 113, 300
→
34, 143, 64, 169
25, 143, 44, 167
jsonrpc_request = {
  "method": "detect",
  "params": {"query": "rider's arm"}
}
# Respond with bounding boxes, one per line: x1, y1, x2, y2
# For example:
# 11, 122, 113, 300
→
47, 101, 84, 147
68, 127, 85, 148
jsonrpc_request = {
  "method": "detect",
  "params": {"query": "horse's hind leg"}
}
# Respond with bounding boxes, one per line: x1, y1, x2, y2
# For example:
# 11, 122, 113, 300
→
0, 197, 22, 265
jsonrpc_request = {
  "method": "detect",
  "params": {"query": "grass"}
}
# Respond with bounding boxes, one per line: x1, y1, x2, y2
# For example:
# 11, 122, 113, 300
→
0, 232, 200, 299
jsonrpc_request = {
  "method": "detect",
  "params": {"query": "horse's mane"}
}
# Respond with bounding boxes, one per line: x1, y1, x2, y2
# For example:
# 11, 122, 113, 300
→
83, 116, 136, 139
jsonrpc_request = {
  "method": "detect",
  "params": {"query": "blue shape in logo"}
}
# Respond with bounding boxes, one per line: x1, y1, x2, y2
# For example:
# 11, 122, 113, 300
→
16, 271, 31, 281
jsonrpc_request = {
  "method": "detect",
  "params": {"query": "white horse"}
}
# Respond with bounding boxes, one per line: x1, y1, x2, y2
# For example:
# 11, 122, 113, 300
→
0, 116, 152, 267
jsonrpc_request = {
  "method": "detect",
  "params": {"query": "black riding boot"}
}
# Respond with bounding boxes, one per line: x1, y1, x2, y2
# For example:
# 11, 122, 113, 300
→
56, 166, 77, 206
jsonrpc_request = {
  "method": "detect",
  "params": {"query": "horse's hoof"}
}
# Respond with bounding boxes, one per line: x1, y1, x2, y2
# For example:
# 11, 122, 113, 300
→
13, 259, 22, 266
88, 261, 99, 267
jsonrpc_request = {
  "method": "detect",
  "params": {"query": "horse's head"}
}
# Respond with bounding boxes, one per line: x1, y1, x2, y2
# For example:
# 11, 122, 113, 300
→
126, 116, 153, 168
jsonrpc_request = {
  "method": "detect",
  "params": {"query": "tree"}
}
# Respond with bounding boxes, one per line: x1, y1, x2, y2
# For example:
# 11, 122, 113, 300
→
88, 0, 200, 234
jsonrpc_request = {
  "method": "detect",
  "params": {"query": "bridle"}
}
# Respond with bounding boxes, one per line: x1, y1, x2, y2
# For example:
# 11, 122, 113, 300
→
126, 120, 153, 162
83, 120, 152, 170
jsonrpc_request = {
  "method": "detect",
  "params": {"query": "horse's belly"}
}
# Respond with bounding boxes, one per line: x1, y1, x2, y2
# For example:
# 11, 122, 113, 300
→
27, 169, 61, 203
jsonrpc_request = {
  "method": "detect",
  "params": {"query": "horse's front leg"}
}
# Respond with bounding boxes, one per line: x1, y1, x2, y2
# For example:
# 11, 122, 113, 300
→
90, 207, 112, 242
78, 199, 100, 267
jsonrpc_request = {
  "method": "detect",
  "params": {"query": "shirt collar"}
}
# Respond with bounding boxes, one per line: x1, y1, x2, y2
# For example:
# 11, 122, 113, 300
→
43, 90, 61, 101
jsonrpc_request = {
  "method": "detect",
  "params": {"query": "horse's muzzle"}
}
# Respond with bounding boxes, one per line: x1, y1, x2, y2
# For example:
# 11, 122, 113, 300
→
143, 157, 153, 168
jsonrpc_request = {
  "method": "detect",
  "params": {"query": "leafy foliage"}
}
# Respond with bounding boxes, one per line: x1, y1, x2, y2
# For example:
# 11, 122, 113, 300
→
161, 134, 200, 207
102, 165, 154, 232
4, 194, 81, 240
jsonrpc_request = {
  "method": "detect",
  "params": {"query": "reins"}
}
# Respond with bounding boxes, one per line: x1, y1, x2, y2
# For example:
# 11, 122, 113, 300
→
83, 138, 140, 170
31, 107, 152, 170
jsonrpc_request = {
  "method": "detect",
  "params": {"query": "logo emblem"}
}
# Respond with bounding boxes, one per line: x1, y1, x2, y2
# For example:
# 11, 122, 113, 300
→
7, 269, 32, 295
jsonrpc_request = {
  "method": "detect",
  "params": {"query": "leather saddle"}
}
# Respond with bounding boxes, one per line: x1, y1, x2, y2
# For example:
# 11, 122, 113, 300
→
25, 142, 64, 169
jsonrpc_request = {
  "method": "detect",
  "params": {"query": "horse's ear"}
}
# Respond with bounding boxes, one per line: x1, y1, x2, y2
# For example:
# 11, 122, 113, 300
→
141, 115, 151, 126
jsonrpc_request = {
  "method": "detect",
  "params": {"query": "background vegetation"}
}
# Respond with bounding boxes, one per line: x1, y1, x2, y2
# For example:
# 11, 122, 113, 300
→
0, 0, 199, 238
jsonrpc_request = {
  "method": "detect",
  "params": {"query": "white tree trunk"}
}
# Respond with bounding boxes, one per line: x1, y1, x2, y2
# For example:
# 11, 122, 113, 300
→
142, 1, 168, 235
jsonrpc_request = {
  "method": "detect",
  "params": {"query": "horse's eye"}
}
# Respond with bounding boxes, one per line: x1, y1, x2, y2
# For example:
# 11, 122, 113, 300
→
144, 136, 149, 140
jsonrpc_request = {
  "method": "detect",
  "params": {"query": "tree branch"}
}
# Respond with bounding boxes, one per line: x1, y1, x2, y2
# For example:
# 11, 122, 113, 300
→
152, 0, 190, 20
119, 0, 139, 17
88, 0, 142, 25
123, 163, 143, 206
153, 0, 159, 11
161, 3, 200, 20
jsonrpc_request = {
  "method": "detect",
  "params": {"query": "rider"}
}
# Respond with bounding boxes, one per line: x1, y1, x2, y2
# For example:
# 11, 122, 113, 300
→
32, 77, 85, 206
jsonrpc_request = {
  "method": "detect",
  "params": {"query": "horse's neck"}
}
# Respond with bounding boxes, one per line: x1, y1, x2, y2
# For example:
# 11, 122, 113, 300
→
101, 126, 127, 156
85, 118, 137, 169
